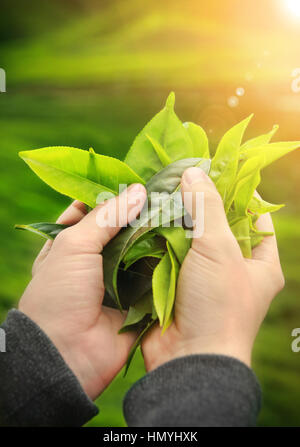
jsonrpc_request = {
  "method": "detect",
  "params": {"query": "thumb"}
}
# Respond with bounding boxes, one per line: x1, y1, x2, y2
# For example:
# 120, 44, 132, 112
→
54, 184, 147, 254
181, 167, 234, 254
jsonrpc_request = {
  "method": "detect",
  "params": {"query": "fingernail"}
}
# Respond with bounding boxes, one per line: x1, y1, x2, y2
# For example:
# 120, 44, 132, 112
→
183, 167, 209, 185
127, 183, 146, 196
127, 184, 147, 209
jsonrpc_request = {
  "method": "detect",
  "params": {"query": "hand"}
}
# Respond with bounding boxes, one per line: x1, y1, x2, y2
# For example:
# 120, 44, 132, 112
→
19, 184, 147, 400
142, 167, 285, 372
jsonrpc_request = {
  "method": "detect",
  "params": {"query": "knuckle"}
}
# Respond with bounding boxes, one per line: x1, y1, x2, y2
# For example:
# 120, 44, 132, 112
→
271, 265, 285, 293
203, 186, 223, 207
192, 231, 237, 261
54, 227, 77, 248
277, 270, 286, 292
103, 223, 117, 239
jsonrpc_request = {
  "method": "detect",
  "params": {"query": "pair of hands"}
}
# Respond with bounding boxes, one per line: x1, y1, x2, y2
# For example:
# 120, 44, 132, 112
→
19, 168, 285, 401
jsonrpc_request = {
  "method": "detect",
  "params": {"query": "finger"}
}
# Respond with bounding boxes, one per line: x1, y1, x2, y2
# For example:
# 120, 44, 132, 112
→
33, 201, 87, 275
54, 184, 147, 254
251, 212, 280, 263
250, 191, 280, 263
56, 200, 87, 225
32, 240, 53, 276
246, 210, 284, 297
181, 167, 237, 256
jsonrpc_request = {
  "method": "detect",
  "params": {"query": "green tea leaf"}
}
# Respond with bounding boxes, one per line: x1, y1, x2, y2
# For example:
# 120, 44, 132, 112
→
152, 301, 158, 320
123, 319, 156, 376
125, 92, 194, 181
152, 242, 179, 331
162, 242, 180, 332
233, 156, 263, 216
240, 125, 279, 151
240, 141, 300, 168
19, 147, 144, 208
183, 122, 210, 158
87, 147, 100, 184
210, 115, 253, 202
225, 154, 264, 214
152, 252, 172, 326
123, 234, 165, 270
250, 232, 264, 249
15, 222, 67, 240
146, 134, 171, 167
119, 291, 153, 333
155, 226, 191, 264
249, 196, 284, 215
114, 265, 153, 311
146, 157, 211, 195
230, 217, 252, 258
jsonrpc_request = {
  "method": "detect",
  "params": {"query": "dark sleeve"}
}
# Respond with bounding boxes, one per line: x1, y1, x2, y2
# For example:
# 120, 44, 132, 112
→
123, 354, 261, 427
0, 309, 98, 427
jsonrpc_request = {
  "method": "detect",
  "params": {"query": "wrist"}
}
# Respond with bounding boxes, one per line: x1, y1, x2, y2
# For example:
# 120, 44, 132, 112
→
20, 306, 101, 400
41, 327, 104, 401
145, 332, 253, 373
170, 340, 252, 368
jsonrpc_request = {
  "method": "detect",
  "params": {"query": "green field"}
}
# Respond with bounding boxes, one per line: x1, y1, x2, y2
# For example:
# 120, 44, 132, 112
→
1, 0, 300, 427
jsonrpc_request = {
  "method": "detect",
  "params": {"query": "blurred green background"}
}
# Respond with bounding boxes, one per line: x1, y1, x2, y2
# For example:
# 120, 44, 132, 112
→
1, 0, 300, 427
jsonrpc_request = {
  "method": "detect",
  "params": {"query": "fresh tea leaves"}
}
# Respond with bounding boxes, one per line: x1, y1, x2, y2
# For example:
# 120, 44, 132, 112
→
19, 147, 144, 208
16, 92, 300, 374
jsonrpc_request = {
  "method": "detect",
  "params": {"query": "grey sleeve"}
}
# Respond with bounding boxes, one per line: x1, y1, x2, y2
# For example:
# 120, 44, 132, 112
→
0, 309, 98, 427
124, 354, 261, 427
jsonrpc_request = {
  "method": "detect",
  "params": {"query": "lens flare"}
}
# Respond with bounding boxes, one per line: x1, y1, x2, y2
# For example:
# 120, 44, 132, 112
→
285, 0, 300, 18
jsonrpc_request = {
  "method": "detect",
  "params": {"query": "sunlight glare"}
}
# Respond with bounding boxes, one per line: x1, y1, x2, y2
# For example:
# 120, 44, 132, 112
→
285, 0, 300, 18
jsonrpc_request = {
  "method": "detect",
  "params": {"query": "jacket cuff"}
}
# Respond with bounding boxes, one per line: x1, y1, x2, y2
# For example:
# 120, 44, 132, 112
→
0, 309, 98, 426
124, 354, 261, 427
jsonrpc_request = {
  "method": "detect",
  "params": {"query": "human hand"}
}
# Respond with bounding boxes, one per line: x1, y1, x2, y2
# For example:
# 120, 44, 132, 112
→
19, 184, 147, 400
142, 167, 285, 372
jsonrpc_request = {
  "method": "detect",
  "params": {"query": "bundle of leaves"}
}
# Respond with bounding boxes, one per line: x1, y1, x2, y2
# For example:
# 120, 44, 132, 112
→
16, 93, 299, 372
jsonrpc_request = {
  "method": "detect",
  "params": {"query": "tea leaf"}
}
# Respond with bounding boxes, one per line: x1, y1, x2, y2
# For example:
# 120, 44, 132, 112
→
119, 291, 153, 333
146, 134, 171, 167
123, 319, 156, 376
152, 252, 172, 326
210, 115, 253, 202
230, 217, 252, 258
162, 242, 180, 332
125, 92, 194, 181
155, 226, 191, 264
114, 266, 153, 311
240, 141, 300, 168
249, 196, 284, 215
87, 147, 100, 184
250, 232, 264, 249
123, 234, 165, 270
233, 156, 263, 216
19, 147, 144, 208
15, 222, 67, 240
240, 125, 279, 151
146, 157, 211, 195
183, 122, 210, 158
